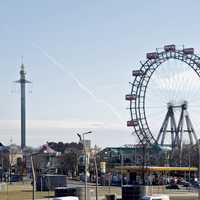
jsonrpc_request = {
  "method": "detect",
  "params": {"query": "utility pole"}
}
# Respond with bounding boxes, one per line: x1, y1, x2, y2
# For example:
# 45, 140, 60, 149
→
15, 62, 31, 150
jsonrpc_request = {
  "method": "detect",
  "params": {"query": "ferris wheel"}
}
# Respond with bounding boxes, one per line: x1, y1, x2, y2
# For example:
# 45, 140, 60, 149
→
126, 44, 200, 147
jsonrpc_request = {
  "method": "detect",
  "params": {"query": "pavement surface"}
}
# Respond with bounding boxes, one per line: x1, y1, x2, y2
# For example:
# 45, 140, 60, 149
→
37, 180, 200, 200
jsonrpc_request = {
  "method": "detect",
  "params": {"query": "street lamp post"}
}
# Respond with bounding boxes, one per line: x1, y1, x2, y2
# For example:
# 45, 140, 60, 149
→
31, 152, 41, 200
31, 155, 36, 200
94, 154, 98, 200
77, 131, 92, 200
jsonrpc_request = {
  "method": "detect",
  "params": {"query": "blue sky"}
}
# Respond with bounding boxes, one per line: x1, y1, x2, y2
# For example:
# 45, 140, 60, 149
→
1, 0, 200, 147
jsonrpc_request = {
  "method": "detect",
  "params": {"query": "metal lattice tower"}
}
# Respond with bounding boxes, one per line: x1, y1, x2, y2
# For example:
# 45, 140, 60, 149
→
156, 102, 177, 150
156, 101, 198, 151
15, 63, 31, 150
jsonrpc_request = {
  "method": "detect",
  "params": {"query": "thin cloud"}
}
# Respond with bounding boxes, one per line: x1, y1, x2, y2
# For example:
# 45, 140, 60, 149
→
0, 120, 125, 130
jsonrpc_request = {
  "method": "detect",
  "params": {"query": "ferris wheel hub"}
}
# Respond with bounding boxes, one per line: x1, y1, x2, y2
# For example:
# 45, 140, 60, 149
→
167, 100, 188, 109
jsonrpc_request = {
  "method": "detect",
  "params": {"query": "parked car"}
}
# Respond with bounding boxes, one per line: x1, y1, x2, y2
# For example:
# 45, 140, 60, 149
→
53, 197, 79, 200
141, 194, 169, 200
192, 181, 200, 188
166, 183, 179, 189
79, 173, 89, 182
182, 181, 192, 187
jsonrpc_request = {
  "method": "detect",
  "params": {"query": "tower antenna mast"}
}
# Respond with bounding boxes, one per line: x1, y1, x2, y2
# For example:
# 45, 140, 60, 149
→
15, 60, 31, 150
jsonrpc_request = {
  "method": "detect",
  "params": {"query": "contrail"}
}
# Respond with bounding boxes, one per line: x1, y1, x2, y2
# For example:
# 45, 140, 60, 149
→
32, 43, 124, 124
69, 72, 124, 123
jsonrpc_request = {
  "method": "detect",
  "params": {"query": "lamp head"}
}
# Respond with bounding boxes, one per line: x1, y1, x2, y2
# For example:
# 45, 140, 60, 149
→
84, 131, 92, 135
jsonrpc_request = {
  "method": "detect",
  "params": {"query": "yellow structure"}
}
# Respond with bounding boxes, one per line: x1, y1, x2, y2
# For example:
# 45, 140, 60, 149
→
115, 166, 198, 172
